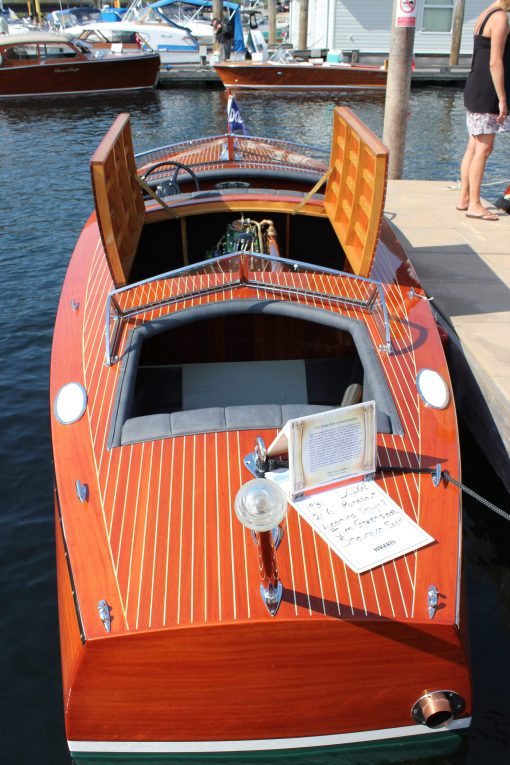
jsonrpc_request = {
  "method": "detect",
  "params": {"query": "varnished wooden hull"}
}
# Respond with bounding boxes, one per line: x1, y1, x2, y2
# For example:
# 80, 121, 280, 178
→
51, 112, 471, 761
0, 54, 159, 97
214, 61, 387, 91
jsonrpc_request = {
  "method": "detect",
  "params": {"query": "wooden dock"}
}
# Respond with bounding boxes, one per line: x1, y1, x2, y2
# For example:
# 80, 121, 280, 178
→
385, 180, 510, 492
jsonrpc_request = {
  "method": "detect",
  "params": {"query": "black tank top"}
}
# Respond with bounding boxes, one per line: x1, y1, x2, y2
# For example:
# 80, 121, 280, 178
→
464, 8, 510, 114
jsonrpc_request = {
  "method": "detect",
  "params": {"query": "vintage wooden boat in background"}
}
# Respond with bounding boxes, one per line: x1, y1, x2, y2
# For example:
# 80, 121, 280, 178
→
214, 57, 387, 91
0, 32, 160, 97
50, 105, 471, 763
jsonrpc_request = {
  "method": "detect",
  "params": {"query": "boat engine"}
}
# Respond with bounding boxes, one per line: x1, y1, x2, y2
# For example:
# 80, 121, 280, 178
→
208, 216, 280, 259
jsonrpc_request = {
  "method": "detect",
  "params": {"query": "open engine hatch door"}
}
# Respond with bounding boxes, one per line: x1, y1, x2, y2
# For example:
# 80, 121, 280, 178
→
90, 113, 145, 288
324, 107, 389, 278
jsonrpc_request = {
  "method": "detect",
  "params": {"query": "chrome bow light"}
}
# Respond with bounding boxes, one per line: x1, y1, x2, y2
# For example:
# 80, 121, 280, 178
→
235, 478, 288, 616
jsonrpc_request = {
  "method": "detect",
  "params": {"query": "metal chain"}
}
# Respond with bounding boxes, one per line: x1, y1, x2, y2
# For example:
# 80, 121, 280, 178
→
377, 465, 510, 522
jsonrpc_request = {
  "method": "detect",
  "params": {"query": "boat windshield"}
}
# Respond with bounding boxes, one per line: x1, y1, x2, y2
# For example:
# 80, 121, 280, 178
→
47, 8, 102, 29
269, 47, 295, 63
105, 253, 391, 366
129, 6, 176, 25
156, 1, 211, 23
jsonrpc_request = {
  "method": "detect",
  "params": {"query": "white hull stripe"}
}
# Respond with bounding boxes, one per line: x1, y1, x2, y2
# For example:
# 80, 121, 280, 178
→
69, 718, 471, 754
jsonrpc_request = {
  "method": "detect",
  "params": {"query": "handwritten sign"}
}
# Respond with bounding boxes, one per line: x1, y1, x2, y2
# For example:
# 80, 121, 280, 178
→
290, 479, 434, 573
267, 470, 434, 573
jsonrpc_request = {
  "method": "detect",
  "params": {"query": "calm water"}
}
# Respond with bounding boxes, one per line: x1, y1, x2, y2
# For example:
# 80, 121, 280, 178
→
1, 86, 509, 765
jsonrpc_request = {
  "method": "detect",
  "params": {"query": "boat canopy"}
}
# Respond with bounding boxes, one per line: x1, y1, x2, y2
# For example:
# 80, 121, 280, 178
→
148, 0, 245, 51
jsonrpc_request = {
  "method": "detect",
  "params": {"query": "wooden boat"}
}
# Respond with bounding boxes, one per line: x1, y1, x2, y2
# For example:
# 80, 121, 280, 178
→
214, 57, 387, 91
0, 32, 160, 97
51, 105, 471, 764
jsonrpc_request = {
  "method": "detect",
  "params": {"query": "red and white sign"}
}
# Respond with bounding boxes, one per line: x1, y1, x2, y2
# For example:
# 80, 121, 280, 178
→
396, 0, 417, 27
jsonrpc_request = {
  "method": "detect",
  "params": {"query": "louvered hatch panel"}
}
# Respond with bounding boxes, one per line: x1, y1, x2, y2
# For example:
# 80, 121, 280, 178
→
90, 113, 145, 288
324, 107, 388, 278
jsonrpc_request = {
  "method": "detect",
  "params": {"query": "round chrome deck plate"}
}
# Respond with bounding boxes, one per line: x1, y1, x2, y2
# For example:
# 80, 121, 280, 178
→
54, 382, 88, 425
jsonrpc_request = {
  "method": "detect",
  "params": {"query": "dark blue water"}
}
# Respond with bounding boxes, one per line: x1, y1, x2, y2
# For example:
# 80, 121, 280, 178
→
1, 86, 509, 765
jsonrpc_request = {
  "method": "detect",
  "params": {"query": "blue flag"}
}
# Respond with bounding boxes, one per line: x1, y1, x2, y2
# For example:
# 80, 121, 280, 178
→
227, 93, 248, 135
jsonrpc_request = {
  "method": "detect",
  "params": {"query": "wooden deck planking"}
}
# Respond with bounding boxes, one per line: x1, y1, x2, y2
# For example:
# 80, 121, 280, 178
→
54, 203, 462, 638
85, 239, 423, 628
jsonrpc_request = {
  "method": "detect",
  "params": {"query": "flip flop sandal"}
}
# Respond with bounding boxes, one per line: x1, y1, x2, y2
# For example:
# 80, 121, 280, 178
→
465, 212, 499, 221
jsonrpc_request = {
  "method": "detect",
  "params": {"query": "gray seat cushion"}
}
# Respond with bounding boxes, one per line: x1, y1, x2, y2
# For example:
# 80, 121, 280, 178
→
120, 404, 334, 445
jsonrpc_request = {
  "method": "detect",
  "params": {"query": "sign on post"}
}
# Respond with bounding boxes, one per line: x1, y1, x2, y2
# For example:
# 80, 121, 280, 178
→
396, 0, 417, 27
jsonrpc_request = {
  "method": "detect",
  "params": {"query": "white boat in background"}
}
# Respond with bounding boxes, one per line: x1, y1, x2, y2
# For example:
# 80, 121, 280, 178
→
0, 8, 38, 35
125, 0, 246, 52
126, 0, 214, 42
75, 20, 200, 65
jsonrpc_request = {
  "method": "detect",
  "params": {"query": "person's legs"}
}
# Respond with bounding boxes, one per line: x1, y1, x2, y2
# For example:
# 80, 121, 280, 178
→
458, 135, 476, 210
466, 133, 497, 218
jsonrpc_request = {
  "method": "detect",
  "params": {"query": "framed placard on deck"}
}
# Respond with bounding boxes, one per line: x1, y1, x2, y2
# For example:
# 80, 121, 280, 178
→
267, 401, 376, 499
266, 402, 434, 573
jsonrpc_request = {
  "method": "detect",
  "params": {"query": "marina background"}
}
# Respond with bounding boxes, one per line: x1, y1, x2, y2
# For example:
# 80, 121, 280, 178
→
0, 85, 509, 764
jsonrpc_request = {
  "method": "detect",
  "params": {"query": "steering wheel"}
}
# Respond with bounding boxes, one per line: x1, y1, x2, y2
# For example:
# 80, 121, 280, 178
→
142, 160, 200, 196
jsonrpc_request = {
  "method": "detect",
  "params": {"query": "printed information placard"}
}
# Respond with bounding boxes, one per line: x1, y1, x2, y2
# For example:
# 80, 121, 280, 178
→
267, 402, 376, 498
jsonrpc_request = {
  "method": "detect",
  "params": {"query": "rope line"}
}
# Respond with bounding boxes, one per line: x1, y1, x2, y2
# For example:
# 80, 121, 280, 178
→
377, 465, 510, 521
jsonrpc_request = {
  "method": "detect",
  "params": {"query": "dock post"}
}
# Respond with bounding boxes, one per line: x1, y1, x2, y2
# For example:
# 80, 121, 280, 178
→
382, 0, 416, 180
298, 0, 309, 51
450, 0, 465, 66
268, 0, 277, 47
212, 0, 223, 22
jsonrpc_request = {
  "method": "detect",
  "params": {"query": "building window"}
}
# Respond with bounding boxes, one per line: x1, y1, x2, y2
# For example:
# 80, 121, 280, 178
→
422, 0, 454, 33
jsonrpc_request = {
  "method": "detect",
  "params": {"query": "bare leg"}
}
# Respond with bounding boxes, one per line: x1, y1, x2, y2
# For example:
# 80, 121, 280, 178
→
458, 136, 475, 209
466, 134, 497, 218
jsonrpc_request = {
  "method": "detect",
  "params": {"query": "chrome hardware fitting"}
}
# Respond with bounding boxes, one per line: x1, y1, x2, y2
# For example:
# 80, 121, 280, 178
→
71, 298, 80, 311
244, 436, 269, 477
431, 464, 442, 487
105, 253, 392, 365
243, 451, 258, 476
75, 480, 88, 503
260, 581, 283, 617
255, 436, 267, 463
428, 584, 439, 619
408, 288, 433, 302
97, 600, 111, 633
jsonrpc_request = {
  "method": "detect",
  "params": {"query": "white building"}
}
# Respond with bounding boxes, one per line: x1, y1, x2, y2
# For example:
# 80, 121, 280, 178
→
289, 0, 487, 57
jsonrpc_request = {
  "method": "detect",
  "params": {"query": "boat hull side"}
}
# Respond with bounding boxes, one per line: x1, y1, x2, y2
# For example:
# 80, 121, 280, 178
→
214, 63, 387, 91
68, 727, 468, 763
0, 55, 160, 97
55, 494, 85, 701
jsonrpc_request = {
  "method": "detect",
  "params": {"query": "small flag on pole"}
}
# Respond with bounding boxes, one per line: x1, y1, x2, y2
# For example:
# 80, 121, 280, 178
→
227, 92, 248, 135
